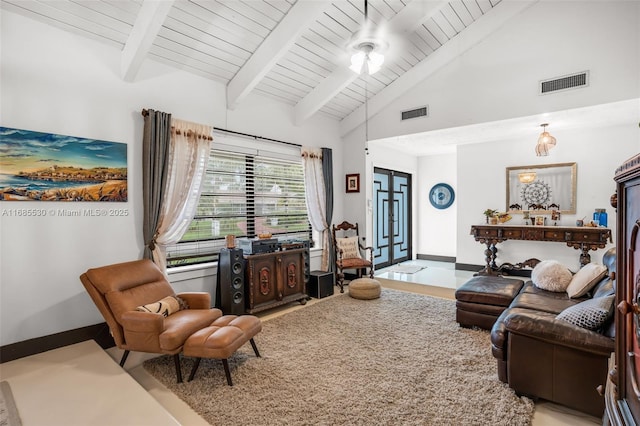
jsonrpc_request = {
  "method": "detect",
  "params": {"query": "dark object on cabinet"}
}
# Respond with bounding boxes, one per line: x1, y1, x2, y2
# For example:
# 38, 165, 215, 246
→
604, 154, 640, 425
245, 248, 308, 314
489, 248, 616, 418
216, 248, 246, 315
308, 271, 334, 299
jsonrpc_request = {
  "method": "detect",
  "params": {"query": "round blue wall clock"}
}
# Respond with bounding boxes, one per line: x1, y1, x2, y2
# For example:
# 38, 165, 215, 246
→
429, 183, 455, 209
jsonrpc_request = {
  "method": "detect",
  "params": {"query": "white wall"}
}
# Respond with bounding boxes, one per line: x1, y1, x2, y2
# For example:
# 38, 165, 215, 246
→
340, 126, 368, 232
456, 124, 639, 272
417, 153, 457, 258
369, 1, 640, 140
0, 11, 343, 346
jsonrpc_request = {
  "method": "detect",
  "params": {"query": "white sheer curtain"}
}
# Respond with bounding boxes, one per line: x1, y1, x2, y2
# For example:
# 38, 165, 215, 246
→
301, 147, 330, 271
152, 118, 212, 270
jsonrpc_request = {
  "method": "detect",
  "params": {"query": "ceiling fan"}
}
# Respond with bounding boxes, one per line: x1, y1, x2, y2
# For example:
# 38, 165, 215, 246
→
348, 0, 388, 75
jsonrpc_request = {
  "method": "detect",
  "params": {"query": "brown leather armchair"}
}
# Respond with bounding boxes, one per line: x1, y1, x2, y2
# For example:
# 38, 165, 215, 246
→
332, 221, 374, 293
80, 259, 222, 382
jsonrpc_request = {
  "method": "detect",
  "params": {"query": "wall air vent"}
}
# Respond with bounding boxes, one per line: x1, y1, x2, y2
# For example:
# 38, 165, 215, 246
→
540, 71, 589, 94
401, 106, 428, 121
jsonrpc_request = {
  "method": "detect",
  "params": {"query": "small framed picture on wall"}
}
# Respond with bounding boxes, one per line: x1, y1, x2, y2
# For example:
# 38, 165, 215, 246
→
346, 174, 360, 193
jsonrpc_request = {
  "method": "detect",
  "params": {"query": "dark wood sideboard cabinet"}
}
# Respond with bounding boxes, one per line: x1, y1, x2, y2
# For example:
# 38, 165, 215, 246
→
245, 248, 307, 314
605, 154, 640, 425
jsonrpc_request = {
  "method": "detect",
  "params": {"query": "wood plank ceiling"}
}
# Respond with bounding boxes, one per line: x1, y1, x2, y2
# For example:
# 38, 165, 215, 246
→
3, 0, 510, 132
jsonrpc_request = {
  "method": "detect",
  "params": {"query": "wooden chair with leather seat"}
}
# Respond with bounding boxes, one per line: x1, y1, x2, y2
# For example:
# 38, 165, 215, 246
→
80, 259, 223, 382
332, 221, 374, 293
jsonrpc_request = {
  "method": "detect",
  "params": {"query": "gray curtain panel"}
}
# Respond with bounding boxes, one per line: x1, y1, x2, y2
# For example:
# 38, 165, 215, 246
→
142, 109, 172, 260
322, 147, 334, 273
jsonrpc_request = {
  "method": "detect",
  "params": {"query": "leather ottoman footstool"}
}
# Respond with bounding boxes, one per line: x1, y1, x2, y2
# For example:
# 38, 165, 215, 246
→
183, 314, 262, 385
455, 276, 524, 330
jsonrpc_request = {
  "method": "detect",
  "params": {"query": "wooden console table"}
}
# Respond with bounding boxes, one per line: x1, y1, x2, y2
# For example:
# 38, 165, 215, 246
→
470, 224, 612, 275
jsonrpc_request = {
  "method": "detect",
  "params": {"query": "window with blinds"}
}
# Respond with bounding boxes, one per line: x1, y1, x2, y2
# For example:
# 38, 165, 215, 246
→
166, 143, 311, 268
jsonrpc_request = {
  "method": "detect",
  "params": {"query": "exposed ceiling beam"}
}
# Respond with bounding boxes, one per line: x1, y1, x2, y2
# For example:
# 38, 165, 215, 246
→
387, 0, 447, 33
295, 67, 358, 125
339, 0, 539, 137
121, 0, 174, 82
294, 0, 446, 125
226, 0, 331, 110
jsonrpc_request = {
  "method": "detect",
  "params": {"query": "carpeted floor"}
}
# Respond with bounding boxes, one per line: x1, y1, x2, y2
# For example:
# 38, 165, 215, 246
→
144, 289, 534, 426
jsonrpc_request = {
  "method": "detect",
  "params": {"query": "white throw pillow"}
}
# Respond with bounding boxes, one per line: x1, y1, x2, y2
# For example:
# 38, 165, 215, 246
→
336, 236, 361, 259
531, 260, 573, 292
566, 262, 608, 298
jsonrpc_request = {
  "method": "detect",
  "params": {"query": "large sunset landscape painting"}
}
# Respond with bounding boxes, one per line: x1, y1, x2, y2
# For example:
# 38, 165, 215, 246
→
0, 127, 127, 202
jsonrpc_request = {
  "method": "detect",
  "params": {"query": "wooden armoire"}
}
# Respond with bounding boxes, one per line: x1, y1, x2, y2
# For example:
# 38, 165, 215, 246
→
604, 154, 640, 425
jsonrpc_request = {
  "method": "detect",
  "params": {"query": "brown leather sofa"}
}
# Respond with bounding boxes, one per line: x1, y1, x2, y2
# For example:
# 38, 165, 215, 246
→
490, 248, 616, 418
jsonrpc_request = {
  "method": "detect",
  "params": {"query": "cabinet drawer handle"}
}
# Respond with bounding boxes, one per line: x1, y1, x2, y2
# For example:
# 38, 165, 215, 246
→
618, 301, 640, 315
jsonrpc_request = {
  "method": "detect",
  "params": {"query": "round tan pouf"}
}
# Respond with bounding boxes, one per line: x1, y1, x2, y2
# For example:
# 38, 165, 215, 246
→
349, 278, 381, 300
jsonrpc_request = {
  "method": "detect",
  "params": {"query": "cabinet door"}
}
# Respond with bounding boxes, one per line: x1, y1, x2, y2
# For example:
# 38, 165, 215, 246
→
621, 179, 640, 421
248, 256, 278, 310
279, 251, 304, 298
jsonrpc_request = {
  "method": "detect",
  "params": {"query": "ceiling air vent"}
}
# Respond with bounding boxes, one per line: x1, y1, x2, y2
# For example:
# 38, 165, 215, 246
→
540, 71, 589, 94
401, 106, 428, 121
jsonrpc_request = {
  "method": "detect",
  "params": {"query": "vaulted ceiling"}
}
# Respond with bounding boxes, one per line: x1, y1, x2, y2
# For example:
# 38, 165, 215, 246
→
3, 0, 539, 137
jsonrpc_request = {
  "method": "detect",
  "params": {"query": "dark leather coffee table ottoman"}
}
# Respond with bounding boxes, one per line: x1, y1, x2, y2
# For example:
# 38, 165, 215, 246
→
455, 276, 525, 330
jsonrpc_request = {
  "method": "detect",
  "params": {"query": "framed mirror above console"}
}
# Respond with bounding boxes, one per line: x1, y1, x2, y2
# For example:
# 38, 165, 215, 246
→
506, 162, 577, 214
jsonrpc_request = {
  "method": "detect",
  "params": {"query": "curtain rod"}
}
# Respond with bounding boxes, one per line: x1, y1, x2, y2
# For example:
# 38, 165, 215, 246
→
213, 127, 301, 148
141, 109, 301, 148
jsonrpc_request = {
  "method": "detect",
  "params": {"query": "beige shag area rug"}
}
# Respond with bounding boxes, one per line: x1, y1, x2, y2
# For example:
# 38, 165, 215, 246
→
144, 289, 533, 425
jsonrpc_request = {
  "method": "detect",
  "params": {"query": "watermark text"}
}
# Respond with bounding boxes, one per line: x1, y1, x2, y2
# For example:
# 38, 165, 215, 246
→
2, 208, 129, 217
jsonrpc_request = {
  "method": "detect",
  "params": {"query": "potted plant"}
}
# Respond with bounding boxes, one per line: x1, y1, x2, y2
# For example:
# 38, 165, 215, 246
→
483, 209, 498, 224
